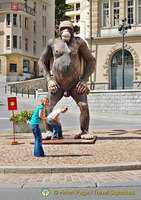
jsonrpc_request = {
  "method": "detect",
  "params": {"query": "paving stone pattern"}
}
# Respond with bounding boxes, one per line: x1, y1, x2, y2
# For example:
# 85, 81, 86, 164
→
0, 170, 141, 184
0, 130, 141, 167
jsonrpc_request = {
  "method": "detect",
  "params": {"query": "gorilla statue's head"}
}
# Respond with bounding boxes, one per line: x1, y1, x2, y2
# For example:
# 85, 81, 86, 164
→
59, 21, 74, 43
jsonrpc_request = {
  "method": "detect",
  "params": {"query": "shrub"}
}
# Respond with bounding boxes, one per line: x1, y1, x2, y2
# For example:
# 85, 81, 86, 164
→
10, 110, 34, 123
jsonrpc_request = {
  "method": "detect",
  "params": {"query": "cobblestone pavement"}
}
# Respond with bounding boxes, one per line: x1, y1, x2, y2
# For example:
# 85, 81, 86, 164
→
0, 129, 141, 167
0, 170, 141, 184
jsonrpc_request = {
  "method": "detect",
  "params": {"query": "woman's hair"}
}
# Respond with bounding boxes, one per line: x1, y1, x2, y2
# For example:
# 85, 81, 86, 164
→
41, 97, 50, 105
63, 106, 68, 111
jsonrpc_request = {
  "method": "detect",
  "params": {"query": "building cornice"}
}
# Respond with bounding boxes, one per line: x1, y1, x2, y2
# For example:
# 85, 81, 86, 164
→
0, 53, 39, 60
86, 33, 141, 42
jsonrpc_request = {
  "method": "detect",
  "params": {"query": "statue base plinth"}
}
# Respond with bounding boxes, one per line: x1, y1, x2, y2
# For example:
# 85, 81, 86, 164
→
30, 136, 97, 145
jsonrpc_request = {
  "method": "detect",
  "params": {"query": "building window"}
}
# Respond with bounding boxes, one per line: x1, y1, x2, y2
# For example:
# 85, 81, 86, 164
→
44, 16, 46, 27
113, 2, 119, 26
42, 16, 46, 28
33, 21, 36, 32
33, 41, 36, 54
23, 60, 30, 73
6, 35, 10, 48
13, 14, 17, 26
127, 0, 134, 24
42, 16, 44, 27
33, 2, 36, 13
0, 60, 1, 73
42, 35, 46, 47
25, 18, 28, 30
42, 5, 46, 10
19, 36, 21, 49
13, 35, 17, 48
139, 0, 141, 23
7, 14, 10, 26
10, 64, 17, 72
76, 3, 80, 10
76, 15, 80, 22
24, 0, 27, 10
19, 15, 21, 27
103, 2, 109, 27
25, 38, 28, 51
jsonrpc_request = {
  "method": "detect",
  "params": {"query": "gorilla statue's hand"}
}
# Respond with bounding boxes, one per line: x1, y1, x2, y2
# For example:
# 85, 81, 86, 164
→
48, 80, 58, 94
76, 81, 87, 94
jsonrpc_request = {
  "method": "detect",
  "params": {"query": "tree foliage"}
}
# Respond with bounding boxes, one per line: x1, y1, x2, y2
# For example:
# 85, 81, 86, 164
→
55, 0, 71, 26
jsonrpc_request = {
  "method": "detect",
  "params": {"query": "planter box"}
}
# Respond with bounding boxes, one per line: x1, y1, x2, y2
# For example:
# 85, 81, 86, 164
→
15, 121, 46, 133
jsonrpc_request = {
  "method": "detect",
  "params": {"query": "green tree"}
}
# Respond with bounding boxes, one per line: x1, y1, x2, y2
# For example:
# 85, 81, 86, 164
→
55, 0, 71, 26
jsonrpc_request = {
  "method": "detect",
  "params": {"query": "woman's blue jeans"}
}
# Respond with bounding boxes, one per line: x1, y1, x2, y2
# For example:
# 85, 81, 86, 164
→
29, 124, 44, 157
48, 119, 62, 138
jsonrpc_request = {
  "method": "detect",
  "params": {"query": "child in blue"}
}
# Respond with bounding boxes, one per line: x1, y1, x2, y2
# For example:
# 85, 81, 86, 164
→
47, 106, 68, 140
29, 97, 49, 157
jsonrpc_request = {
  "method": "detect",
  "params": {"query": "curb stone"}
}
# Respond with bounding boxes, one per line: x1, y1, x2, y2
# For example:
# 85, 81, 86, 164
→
0, 163, 141, 174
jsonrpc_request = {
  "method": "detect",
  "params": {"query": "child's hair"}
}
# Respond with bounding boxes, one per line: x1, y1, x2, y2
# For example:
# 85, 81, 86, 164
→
41, 97, 50, 105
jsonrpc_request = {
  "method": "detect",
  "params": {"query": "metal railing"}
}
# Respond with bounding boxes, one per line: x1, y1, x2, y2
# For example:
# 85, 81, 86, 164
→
5, 85, 36, 99
0, 3, 35, 15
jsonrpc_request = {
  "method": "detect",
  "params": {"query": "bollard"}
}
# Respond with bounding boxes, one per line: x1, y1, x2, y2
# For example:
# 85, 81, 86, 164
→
22, 88, 23, 97
28, 89, 29, 98
35, 88, 38, 100
34, 89, 36, 99
16, 87, 17, 96
10, 86, 12, 94
5, 85, 7, 94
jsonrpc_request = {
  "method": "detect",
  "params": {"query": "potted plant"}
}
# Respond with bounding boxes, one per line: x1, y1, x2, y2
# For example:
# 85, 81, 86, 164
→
10, 110, 46, 133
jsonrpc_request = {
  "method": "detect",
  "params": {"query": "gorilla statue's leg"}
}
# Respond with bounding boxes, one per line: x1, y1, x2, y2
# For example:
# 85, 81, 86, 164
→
78, 101, 89, 132
43, 88, 64, 139
70, 86, 94, 139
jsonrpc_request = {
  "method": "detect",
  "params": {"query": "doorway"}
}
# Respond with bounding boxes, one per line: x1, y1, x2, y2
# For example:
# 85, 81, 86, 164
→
111, 50, 133, 89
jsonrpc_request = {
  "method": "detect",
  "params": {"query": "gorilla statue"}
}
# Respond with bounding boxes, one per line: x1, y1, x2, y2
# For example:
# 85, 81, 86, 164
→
38, 21, 96, 139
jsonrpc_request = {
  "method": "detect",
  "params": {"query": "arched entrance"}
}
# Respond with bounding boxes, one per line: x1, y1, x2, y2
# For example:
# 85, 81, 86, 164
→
111, 50, 133, 89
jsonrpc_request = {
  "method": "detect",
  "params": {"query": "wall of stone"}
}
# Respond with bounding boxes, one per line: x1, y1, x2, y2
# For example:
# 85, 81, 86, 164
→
88, 90, 141, 115
8, 77, 46, 94
48, 90, 141, 115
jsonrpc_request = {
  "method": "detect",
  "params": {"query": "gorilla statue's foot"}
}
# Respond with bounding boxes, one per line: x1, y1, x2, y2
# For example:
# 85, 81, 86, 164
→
74, 130, 94, 140
42, 130, 52, 140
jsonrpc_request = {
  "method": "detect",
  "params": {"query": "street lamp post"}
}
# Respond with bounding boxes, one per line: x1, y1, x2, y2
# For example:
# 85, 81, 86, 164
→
118, 18, 131, 89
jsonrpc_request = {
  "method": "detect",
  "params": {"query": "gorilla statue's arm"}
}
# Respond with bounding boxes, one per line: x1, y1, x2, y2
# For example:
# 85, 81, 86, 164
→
76, 39, 96, 93
38, 39, 58, 93
79, 40, 96, 81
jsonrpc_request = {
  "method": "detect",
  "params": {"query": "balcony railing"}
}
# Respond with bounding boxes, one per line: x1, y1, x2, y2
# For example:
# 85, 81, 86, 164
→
0, 3, 35, 15
66, 8, 74, 12
66, 7, 80, 12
